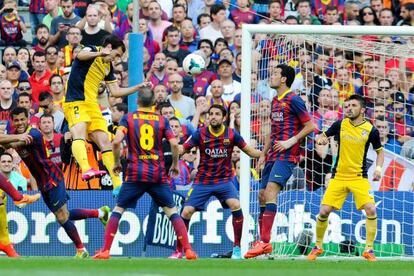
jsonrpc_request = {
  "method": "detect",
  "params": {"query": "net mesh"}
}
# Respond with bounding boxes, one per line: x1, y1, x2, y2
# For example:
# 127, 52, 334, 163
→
246, 33, 414, 258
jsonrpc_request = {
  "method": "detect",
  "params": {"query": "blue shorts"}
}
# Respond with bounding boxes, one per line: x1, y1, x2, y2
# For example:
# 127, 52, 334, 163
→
117, 181, 176, 209
260, 160, 296, 189
42, 180, 70, 213
261, 161, 274, 189
184, 182, 239, 211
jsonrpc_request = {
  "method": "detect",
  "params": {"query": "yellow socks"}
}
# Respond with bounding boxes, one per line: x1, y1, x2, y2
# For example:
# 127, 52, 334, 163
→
72, 139, 90, 172
0, 199, 10, 245
102, 150, 122, 189
315, 215, 328, 248
365, 215, 377, 250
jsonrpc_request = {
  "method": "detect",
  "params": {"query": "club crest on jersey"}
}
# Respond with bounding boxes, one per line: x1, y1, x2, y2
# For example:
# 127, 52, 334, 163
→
361, 130, 368, 136
223, 139, 230, 145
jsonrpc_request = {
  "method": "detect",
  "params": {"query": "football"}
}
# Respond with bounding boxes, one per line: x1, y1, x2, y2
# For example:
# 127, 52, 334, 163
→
183, 53, 206, 76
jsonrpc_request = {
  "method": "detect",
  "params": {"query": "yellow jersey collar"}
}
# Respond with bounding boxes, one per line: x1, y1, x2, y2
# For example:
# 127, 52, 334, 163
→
208, 125, 225, 137
138, 106, 156, 113
277, 88, 292, 101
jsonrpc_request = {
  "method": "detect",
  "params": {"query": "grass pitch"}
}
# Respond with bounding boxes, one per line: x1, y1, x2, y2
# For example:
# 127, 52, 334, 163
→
0, 257, 413, 276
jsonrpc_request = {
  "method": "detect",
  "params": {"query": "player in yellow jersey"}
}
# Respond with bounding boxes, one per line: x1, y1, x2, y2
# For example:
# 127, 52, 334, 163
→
63, 35, 151, 195
308, 94, 384, 262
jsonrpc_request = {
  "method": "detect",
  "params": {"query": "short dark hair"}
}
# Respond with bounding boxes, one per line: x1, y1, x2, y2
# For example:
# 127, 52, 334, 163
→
0, 152, 13, 160
40, 113, 54, 122
113, 103, 128, 114
32, 51, 46, 60
35, 23, 49, 34
11, 107, 28, 118
197, 13, 210, 25
214, 37, 228, 48
50, 74, 63, 84
269, 0, 282, 7
45, 45, 59, 54
348, 94, 366, 108
209, 104, 227, 117
198, 39, 213, 50
165, 25, 180, 36
103, 35, 126, 52
276, 64, 296, 88
284, 15, 298, 23
210, 4, 226, 17
159, 102, 174, 112
169, 116, 181, 124
138, 87, 154, 107
39, 91, 53, 102
17, 92, 31, 101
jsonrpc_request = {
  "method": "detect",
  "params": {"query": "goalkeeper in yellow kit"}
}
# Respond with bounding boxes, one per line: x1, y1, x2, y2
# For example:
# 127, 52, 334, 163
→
308, 95, 384, 262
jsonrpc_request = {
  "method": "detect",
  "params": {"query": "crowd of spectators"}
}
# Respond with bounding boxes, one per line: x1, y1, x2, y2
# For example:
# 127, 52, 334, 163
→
0, 0, 412, 192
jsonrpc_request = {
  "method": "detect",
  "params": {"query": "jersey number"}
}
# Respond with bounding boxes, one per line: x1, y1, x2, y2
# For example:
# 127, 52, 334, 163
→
139, 124, 154, 150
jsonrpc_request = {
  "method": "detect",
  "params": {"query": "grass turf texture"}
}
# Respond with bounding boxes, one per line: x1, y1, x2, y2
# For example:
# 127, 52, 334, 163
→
1, 258, 414, 276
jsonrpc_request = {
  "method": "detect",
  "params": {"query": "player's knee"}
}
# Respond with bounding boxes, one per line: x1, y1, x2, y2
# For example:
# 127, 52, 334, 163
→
162, 206, 177, 218
259, 189, 266, 205
181, 207, 194, 219
364, 204, 376, 217
319, 206, 332, 218
55, 209, 69, 224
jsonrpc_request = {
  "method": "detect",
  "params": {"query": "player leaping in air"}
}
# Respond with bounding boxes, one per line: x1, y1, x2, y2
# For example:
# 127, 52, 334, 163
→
93, 87, 197, 260
0, 107, 111, 258
307, 94, 384, 262
63, 35, 152, 195
245, 64, 315, 259
171, 104, 262, 259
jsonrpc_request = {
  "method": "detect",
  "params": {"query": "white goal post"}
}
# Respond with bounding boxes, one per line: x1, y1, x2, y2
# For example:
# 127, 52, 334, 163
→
240, 25, 414, 257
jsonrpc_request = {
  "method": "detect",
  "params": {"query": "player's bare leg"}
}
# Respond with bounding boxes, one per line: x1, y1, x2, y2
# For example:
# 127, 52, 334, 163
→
307, 204, 333, 261
70, 122, 106, 181
166, 206, 197, 260
362, 203, 377, 262
90, 130, 122, 195
55, 204, 88, 258
245, 182, 281, 259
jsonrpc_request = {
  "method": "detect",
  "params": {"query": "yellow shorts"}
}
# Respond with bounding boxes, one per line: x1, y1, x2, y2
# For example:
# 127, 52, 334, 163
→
321, 178, 375, 210
63, 101, 108, 134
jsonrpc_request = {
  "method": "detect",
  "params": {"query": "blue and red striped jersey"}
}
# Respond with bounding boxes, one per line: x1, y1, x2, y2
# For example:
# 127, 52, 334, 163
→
15, 128, 63, 193
267, 90, 311, 163
119, 107, 175, 184
29, 0, 46, 14
183, 126, 247, 185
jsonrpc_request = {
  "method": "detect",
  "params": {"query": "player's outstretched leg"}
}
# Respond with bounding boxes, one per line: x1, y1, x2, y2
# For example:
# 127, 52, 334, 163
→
93, 209, 123, 260
69, 206, 111, 226
55, 204, 89, 259
0, 174, 40, 208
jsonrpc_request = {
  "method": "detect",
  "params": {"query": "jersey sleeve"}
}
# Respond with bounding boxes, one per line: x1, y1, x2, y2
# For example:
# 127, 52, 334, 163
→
291, 95, 311, 124
369, 127, 383, 151
104, 64, 117, 83
324, 120, 342, 137
183, 129, 201, 151
163, 117, 175, 141
118, 114, 129, 134
29, 128, 43, 145
233, 130, 247, 149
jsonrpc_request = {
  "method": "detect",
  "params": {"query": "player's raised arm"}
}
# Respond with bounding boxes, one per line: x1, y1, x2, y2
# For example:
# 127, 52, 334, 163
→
107, 81, 153, 98
76, 46, 108, 61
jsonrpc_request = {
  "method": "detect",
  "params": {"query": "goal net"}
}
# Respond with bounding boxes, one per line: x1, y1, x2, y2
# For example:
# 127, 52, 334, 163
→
240, 25, 414, 258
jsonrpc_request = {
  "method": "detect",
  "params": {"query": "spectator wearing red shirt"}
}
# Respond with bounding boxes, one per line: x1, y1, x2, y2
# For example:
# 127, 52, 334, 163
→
229, 0, 260, 28
29, 52, 51, 103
